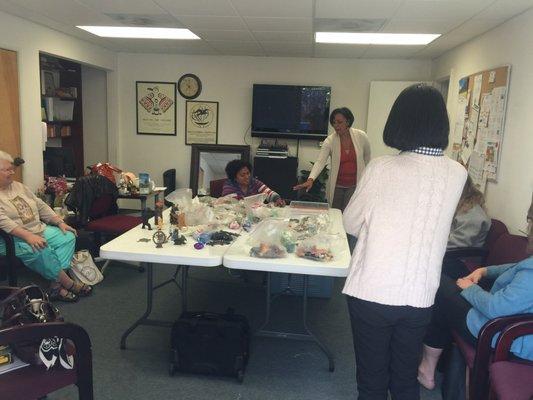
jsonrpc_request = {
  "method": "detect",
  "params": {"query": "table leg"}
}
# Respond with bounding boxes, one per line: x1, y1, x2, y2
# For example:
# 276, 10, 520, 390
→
120, 262, 174, 350
181, 265, 189, 313
256, 273, 335, 372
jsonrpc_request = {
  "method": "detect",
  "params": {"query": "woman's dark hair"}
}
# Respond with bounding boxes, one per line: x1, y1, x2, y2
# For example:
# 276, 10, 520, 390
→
383, 84, 449, 151
329, 107, 355, 127
225, 159, 252, 181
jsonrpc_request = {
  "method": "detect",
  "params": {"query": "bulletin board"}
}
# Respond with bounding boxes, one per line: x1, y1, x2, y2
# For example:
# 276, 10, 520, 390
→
451, 65, 511, 192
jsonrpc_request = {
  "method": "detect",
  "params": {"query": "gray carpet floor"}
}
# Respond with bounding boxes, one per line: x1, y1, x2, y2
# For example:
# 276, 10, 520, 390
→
16, 261, 444, 400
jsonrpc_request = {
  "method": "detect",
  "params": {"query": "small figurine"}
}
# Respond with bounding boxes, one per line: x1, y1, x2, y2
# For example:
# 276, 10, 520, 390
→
152, 229, 167, 248
141, 207, 155, 230
169, 204, 179, 225
154, 200, 164, 226
177, 212, 186, 228
171, 228, 187, 245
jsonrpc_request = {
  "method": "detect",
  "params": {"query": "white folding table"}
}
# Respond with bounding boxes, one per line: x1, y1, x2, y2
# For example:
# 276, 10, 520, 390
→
223, 209, 351, 371
99, 210, 227, 349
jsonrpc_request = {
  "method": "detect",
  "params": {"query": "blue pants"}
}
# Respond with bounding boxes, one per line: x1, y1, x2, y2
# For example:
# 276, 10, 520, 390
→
0, 226, 75, 281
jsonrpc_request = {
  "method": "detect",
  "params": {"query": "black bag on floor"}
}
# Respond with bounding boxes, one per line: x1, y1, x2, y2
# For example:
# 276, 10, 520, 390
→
169, 308, 250, 382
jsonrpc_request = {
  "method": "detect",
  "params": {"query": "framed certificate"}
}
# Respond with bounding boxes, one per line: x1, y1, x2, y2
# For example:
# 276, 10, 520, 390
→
185, 100, 218, 145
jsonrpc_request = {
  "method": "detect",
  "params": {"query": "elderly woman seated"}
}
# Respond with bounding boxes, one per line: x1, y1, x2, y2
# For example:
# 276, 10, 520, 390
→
0, 150, 92, 302
418, 197, 533, 390
221, 159, 285, 206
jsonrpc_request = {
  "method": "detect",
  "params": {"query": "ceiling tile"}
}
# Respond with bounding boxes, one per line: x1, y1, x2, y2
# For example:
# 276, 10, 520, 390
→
394, 1, 493, 20
253, 31, 313, 43
195, 30, 255, 41
154, 0, 237, 16
77, 0, 167, 15
245, 17, 313, 32
230, 0, 313, 18
207, 40, 264, 55
364, 44, 424, 59
175, 15, 247, 30
381, 18, 464, 34
112, 38, 218, 54
261, 41, 313, 57
13, 0, 116, 25
315, 0, 403, 19
314, 43, 369, 58
473, 0, 533, 20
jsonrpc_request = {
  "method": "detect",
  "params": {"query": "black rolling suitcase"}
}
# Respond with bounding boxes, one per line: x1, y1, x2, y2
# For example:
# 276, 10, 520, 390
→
169, 309, 250, 382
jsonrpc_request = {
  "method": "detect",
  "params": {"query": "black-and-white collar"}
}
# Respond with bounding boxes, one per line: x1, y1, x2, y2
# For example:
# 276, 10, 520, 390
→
410, 147, 444, 156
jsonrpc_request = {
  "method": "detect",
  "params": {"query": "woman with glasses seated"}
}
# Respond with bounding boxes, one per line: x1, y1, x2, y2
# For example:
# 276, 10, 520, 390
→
0, 150, 92, 302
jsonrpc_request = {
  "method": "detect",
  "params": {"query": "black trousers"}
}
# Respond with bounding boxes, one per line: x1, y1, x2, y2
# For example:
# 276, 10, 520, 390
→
424, 275, 477, 349
347, 296, 432, 400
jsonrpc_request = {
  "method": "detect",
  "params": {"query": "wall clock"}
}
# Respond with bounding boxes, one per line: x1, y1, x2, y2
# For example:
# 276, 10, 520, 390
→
178, 73, 202, 99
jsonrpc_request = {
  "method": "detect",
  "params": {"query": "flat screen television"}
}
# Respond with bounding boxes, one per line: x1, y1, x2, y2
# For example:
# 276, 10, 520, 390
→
251, 84, 331, 140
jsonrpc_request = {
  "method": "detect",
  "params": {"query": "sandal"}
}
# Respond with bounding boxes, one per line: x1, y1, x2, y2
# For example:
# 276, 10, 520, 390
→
68, 281, 93, 297
48, 286, 78, 303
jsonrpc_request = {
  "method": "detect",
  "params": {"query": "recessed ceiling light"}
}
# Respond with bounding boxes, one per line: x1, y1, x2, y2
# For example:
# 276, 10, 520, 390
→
77, 26, 200, 40
315, 32, 440, 45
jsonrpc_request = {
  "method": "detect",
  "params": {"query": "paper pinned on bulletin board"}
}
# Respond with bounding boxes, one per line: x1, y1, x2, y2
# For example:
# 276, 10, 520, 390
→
454, 65, 510, 188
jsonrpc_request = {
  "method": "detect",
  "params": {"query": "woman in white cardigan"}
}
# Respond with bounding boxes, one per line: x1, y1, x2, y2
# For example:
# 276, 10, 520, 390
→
293, 107, 371, 210
342, 84, 467, 400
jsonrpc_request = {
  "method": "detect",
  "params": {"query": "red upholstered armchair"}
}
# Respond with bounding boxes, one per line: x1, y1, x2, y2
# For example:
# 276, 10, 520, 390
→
490, 318, 533, 400
449, 231, 529, 400
444, 218, 510, 273
68, 175, 142, 274
209, 178, 226, 198
0, 321, 93, 400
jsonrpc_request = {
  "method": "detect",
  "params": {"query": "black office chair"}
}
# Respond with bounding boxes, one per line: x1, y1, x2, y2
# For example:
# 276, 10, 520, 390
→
163, 168, 176, 207
0, 228, 22, 285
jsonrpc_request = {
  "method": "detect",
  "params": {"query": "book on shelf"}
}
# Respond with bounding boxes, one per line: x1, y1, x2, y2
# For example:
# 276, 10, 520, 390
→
43, 98, 74, 122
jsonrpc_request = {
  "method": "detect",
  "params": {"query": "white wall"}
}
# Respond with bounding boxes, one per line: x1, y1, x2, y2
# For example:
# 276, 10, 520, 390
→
82, 65, 108, 167
0, 10, 115, 189
117, 53, 431, 189
433, 8, 533, 234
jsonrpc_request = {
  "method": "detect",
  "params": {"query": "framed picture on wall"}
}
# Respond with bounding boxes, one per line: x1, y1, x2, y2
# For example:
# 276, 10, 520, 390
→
136, 81, 176, 136
185, 100, 219, 145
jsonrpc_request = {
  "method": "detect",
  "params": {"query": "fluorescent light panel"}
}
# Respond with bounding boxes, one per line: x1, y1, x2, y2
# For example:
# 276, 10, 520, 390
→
77, 26, 200, 39
315, 32, 440, 45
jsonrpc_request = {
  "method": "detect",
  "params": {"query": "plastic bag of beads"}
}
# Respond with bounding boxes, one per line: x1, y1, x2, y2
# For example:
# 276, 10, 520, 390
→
295, 234, 338, 262
247, 219, 287, 258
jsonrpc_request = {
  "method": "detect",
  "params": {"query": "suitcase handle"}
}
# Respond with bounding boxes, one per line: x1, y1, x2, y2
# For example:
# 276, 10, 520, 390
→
189, 313, 227, 337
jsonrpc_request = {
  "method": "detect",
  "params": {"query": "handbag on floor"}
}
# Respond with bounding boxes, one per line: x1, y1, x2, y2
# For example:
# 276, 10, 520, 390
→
0, 285, 74, 369
169, 308, 250, 382
70, 250, 103, 286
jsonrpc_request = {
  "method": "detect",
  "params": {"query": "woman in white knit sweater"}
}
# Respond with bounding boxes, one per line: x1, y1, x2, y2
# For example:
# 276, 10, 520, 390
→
342, 84, 467, 400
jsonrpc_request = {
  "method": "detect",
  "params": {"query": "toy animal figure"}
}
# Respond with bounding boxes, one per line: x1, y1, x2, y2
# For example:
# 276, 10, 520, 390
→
141, 207, 155, 230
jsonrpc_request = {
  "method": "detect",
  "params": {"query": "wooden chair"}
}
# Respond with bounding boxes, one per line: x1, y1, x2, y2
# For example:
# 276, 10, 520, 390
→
448, 232, 529, 400
490, 319, 533, 400
0, 227, 22, 286
0, 321, 93, 400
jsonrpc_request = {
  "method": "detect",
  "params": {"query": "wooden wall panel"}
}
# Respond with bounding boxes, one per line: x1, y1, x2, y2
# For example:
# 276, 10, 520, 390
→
0, 48, 22, 182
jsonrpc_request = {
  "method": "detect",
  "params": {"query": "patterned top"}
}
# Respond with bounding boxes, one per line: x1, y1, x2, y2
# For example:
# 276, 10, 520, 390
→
0, 181, 58, 234
221, 178, 280, 202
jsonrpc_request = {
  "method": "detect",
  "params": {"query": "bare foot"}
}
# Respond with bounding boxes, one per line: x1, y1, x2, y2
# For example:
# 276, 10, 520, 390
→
417, 367, 436, 390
